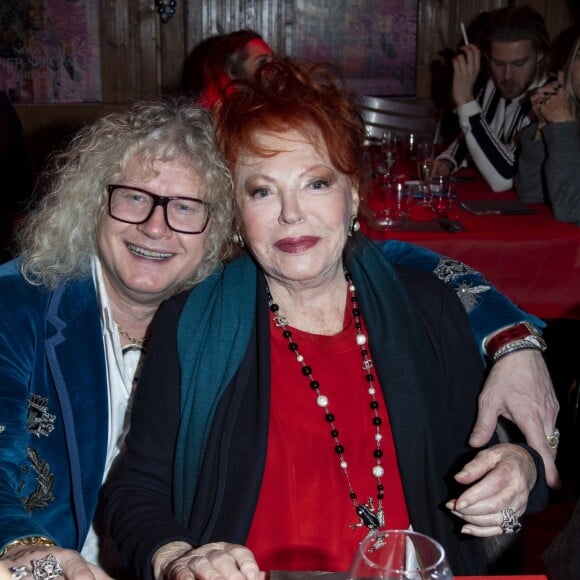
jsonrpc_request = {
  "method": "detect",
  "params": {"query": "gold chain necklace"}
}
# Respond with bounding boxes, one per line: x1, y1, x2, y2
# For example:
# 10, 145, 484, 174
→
116, 324, 147, 348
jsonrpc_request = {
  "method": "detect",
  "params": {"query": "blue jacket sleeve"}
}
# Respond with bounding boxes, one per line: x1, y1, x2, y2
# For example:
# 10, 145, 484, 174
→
375, 240, 545, 356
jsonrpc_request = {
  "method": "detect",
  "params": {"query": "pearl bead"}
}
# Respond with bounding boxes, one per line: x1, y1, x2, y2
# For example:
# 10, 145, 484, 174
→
317, 395, 328, 407
375, 433, 383, 442
372, 465, 384, 478
349, 283, 355, 292
368, 387, 375, 395
356, 333, 367, 346
297, 354, 304, 362
341, 461, 348, 469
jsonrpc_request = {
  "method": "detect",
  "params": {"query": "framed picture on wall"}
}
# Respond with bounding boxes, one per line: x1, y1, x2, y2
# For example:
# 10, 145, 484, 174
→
0, 0, 101, 103
292, 0, 418, 96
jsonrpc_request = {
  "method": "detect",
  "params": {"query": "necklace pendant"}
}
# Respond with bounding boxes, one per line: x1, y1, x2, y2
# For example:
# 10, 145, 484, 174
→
351, 498, 385, 530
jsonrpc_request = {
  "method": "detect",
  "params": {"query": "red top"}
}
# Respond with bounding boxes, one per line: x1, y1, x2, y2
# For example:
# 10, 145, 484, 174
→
245, 301, 409, 571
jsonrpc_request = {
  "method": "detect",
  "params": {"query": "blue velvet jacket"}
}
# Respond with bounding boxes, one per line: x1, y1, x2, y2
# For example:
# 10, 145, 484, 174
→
0, 260, 107, 552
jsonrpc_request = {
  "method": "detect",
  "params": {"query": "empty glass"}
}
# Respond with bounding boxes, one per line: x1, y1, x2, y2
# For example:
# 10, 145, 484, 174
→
375, 183, 411, 229
347, 529, 453, 580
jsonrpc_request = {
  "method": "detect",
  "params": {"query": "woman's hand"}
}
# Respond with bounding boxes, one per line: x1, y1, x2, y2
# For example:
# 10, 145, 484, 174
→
445, 443, 537, 537
0, 546, 112, 580
531, 71, 573, 126
152, 541, 265, 580
468, 349, 560, 488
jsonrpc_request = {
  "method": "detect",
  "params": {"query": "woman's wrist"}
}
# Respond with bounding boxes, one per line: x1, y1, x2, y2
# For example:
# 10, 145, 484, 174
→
152, 541, 193, 578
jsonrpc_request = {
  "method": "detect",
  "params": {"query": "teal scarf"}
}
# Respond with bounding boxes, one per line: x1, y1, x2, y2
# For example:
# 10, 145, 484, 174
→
175, 256, 257, 521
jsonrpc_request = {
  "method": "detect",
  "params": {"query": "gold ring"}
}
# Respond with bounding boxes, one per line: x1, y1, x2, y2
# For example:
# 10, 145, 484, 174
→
547, 428, 560, 449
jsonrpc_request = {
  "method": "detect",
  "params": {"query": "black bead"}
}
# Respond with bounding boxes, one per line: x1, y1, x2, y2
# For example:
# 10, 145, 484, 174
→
378, 491, 384, 499
289, 342, 298, 351
330, 429, 339, 437
325, 413, 335, 422
353, 308, 360, 316
366, 373, 374, 382
335, 444, 344, 454
372, 417, 382, 426
350, 491, 357, 499
310, 380, 319, 390
361, 349, 368, 357
377, 484, 384, 491
270, 303, 279, 312
373, 449, 383, 458
301, 366, 312, 376
370, 400, 379, 409
282, 329, 291, 339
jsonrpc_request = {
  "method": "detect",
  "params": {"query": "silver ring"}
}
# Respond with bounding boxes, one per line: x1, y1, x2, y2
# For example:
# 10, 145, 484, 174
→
31, 554, 62, 580
547, 428, 560, 449
501, 508, 522, 534
10, 566, 32, 580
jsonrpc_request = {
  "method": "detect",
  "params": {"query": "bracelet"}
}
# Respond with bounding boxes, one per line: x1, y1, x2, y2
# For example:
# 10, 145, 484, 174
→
492, 335, 547, 362
485, 322, 546, 361
0, 536, 56, 558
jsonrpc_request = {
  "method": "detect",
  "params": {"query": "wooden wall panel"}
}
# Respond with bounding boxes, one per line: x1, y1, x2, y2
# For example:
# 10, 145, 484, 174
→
97, 0, 576, 104
15, 0, 577, 178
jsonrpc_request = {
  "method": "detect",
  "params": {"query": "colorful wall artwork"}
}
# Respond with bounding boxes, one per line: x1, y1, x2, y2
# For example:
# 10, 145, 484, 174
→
293, 0, 418, 96
0, 0, 101, 103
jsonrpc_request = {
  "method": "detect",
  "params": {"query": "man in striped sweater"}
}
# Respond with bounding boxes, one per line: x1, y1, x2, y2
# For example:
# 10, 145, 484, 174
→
433, 6, 551, 192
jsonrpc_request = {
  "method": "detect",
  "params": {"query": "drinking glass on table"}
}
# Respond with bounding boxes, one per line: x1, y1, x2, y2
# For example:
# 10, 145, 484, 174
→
347, 529, 453, 580
417, 141, 434, 181
381, 131, 400, 183
428, 175, 453, 218
416, 141, 434, 206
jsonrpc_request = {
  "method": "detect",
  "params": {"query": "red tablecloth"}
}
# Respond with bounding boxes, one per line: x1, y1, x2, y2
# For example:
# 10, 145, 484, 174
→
361, 166, 580, 320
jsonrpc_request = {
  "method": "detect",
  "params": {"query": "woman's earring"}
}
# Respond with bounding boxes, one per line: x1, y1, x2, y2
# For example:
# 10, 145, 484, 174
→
232, 231, 245, 247
348, 215, 360, 237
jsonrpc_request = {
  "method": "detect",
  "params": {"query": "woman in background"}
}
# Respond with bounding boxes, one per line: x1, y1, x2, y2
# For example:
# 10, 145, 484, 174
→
515, 34, 580, 225
199, 29, 273, 108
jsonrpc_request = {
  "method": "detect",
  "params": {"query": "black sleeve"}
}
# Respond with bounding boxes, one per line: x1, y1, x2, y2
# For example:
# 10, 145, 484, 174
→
396, 265, 548, 513
103, 291, 192, 580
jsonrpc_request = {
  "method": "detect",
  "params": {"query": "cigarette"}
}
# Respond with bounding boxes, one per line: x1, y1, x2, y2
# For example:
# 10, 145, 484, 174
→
460, 22, 469, 45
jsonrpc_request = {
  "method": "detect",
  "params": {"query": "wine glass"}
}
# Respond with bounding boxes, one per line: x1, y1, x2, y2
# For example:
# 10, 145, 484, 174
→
428, 176, 453, 219
417, 141, 434, 181
381, 132, 400, 183
416, 141, 434, 206
347, 529, 453, 580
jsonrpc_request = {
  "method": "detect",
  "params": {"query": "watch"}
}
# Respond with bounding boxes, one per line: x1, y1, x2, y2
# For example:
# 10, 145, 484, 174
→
485, 322, 547, 362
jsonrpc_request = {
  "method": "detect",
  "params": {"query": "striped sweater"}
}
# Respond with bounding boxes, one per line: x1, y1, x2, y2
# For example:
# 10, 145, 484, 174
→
438, 78, 537, 191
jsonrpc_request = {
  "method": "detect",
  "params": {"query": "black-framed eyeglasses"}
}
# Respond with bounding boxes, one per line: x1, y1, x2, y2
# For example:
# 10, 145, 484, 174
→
107, 185, 212, 234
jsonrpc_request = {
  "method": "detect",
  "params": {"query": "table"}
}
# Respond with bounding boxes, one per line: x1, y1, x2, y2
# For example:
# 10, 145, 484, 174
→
361, 166, 580, 321
269, 571, 547, 579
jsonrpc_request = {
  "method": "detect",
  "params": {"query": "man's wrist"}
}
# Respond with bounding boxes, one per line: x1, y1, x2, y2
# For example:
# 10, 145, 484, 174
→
485, 322, 547, 362
0, 536, 57, 559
